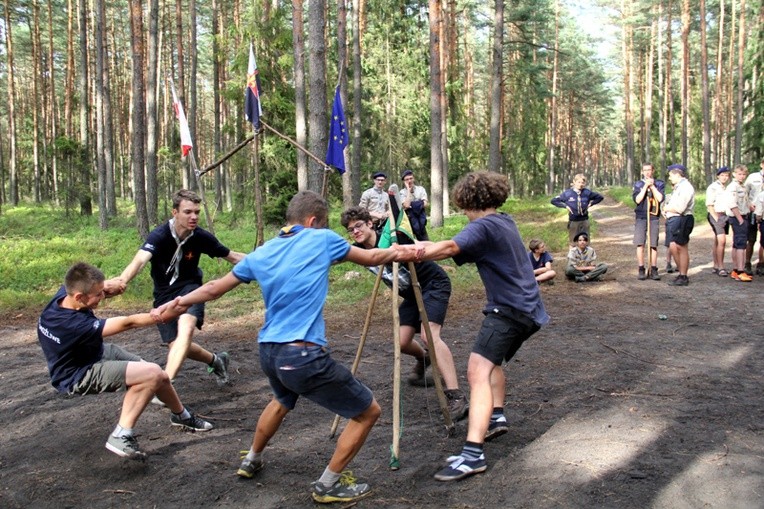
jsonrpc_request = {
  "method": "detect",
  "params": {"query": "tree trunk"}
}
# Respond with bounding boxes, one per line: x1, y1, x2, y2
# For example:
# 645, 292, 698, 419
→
699, 0, 712, 179
95, 0, 108, 228
130, 0, 149, 237
547, 0, 559, 194
31, 0, 42, 202
175, 0, 189, 188
189, 0, 197, 164
680, 0, 690, 167
487, 0, 503, 173
46, 0, 59, 204
3, 0, 17, 205
622, 0, 634, 180
292, 0, 308, 191
658, 0, 666, 170
78, 0, 92, 215
439, 0, 450, 214
666, 0, 676, 164
351, 0, 363, 204
338, 0, 356, 208
734, 0, 746, 163
712, 0, 725, 168
146, 0, 159, 224
643, 14, 656, 163
307, 0, 327, 193
428, 0, 443, 227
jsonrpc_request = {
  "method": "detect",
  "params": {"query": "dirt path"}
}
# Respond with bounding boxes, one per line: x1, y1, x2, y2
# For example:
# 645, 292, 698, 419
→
1, 196, 763, 508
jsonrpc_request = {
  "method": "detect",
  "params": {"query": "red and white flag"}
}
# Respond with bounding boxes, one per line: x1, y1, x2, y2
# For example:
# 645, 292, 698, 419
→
170, 80, 193, 157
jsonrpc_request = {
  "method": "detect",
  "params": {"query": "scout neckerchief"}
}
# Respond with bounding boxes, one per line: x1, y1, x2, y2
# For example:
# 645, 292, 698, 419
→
166, 218, 194, 286
279, 224, 304, 237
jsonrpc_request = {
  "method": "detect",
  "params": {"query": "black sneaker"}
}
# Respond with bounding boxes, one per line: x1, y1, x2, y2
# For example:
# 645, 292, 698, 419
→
756, 265, 764, 276
171, 412, 214, 432
637, 267, 646, 280
649, 267, 661, 280
237, 457, 264, 479
445, 389, 469, 421
208, 352, 230, 386
433, 453, 487, 481
668, 275, 689, 286
485, 417, 509, 442
311, 471, 372, 503
105, 434, 147, 460
665, 263, 675, 273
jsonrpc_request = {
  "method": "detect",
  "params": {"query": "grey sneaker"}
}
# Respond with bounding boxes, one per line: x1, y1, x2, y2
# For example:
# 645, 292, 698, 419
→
171, 412, 214, 432
637, 266, 646, 280
445, 389, 469, 421
237, 457, 264, 479
208, 352, 230, 385
407, 353, 431, 386
485, 416, 509, 442
649, 267, 661, 280
105, 434, 147, 460
434, 453, 487, 481
311, 471, 372, 503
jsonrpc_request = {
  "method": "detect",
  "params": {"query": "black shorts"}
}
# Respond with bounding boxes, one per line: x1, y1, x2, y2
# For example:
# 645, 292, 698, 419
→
472, 308, 540, 366
747, 216, 760, 243
399, 278, 450, 329
666, 215, 694, 246
155, 283, 205, 343
729, 215, 749, 249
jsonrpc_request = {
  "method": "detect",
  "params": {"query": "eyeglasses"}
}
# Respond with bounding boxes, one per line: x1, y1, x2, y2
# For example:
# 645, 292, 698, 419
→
346, 221, 366, 234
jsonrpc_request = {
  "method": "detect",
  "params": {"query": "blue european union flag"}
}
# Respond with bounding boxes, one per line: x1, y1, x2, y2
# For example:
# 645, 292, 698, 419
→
325, 87, 349, 174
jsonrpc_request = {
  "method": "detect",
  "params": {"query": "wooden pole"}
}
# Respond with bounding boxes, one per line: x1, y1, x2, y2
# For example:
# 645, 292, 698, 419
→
329, 267, 385, 438
252, 131, 264, 248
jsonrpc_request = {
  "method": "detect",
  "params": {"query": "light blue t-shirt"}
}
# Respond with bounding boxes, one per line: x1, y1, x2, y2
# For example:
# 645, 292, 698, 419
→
232, 227, 351, 346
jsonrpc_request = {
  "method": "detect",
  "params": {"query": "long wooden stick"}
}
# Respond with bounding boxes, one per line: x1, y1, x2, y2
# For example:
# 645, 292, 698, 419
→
407, 262, 453, 430
329, 267, 385, 438
197, 134, 254, 177
188, 151, 216, 236
390, 258, 402, 470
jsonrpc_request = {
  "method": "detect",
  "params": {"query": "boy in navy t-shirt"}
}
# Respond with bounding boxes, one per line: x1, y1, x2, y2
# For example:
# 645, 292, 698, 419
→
528, 238, 556, 284
37, 262, 213, 460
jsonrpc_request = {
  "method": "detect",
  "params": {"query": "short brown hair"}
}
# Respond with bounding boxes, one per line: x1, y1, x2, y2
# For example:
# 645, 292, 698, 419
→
340, 206, 372, 228
286, 190, 329, 227
452, 172, 509, 211
64, 262, 105, 295
172, 189, 202, 209
528, 238, 545, 251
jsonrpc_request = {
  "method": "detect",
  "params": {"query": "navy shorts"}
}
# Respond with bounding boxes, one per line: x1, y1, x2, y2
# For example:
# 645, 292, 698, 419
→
747, 216, 761, 243
707, 213, 729, 236
472, 308, 540, 366
259, 342, 374, 419
666, 215, 694, 246
729, 215, 749, 249
399, 278, 450, 329
155, 283, 205, 343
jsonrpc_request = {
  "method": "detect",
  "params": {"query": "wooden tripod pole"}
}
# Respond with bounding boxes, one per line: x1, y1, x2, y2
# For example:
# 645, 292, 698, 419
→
390, 258, 402, 469
407, 262, 453, 431
329, 267, 385, 438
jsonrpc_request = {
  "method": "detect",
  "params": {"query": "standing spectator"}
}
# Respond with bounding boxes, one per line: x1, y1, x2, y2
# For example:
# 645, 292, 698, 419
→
116, 189, 245, 385
726, 164, 753, 282
632, 163, 665, 280
551, 173, 604, 245
752, 186, 764, 272
359, 172, 390, 228
528, 239, 556, 284
399, 169, 430, 241
706, 167, 731, 276
663, 164, 695, 286
565, 232, 608, 282
744, 158, 764, 274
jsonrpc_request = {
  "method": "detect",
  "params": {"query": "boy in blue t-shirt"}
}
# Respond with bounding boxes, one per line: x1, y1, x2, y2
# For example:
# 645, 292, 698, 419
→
37, 263, 213, 460
155, 190, 414, 504
399, 172, 550, 482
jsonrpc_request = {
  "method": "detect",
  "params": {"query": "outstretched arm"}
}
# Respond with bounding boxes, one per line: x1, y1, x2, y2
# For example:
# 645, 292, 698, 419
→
118, 249, 153, 285
102, 312, 161, 337
224, 250, 246, 264
155, 271, 243, 323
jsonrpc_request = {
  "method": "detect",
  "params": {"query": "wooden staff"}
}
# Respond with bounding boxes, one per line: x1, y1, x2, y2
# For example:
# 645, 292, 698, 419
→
329, 267, 385, 438
188, 151, 216, 236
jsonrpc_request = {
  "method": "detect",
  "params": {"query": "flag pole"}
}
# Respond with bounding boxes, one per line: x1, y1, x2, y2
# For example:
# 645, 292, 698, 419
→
188, 151, 216, 236
252, 129, 265, 248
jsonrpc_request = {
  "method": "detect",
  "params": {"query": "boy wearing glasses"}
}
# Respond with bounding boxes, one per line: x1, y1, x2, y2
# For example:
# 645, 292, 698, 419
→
155, 191, 415, 503
397, 172, 549, 482
340, 206, 468, 421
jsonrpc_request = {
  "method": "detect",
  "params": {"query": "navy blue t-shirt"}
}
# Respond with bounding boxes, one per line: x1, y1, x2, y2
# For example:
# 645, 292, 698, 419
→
37, 287, 107, 393
141, 222, 231, 305
452, 213, 549, 327
529, 250, 554, 271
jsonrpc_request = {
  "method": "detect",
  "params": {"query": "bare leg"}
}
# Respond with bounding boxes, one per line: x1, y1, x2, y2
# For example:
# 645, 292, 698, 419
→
636, 245, 645, 267
119, 361, 181, 429
165, 314, 214, 379
420, 323, 459, 390
649, 247, 658, 267
252, 398, 290, 453
327, 399, 381, 473
465, 353, 498, 444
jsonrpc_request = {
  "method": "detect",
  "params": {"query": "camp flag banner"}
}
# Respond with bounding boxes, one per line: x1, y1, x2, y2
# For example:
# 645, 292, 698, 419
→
245, 42, 263, 130
378, 194, 416, 249
325, 86, 349, 174
170, 81, 193, 157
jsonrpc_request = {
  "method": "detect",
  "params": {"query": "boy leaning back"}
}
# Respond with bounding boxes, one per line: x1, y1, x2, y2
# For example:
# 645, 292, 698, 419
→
398, 172, 549, 481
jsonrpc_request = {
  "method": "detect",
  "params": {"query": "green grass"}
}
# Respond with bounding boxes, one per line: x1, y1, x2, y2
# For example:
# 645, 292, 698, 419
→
608, 185, 707, 217
0, 194, 575, 317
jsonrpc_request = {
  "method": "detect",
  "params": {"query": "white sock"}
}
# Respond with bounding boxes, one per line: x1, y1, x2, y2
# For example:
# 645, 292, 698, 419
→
245, 448, 262, 462
174, 407, 191, 420
317, 467, 341, 487
112, 424, 133, 438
